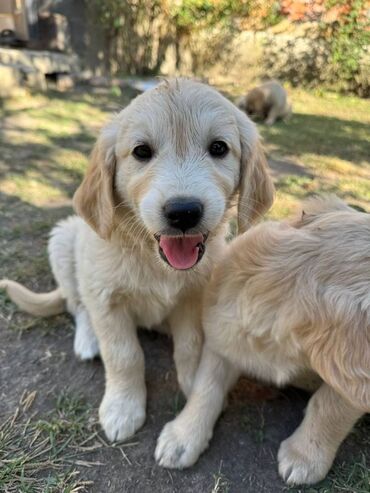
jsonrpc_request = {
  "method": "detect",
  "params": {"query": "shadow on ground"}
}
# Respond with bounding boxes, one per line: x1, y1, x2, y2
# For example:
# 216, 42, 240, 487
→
260, 112, 370, 165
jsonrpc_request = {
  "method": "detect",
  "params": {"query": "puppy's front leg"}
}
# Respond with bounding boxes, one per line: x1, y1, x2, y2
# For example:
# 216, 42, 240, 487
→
89, 304, 146, 442
155, 346, 239, 468
278, 383, 363, 485
169, 296, 203, 398
264, 106, 280, 126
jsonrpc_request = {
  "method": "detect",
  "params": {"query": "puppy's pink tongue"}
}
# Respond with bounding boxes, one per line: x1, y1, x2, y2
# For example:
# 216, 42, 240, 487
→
159, 235, 203, 270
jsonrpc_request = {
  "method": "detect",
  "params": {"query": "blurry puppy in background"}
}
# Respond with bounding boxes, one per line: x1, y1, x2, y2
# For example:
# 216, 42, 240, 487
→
238, 80, 292, 125
156, 196, 370, 485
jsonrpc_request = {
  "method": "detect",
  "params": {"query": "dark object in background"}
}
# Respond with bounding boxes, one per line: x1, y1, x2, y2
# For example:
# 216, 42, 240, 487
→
0, 1, 71, 52
37, 12, 71, 52
0, 28, 25, 47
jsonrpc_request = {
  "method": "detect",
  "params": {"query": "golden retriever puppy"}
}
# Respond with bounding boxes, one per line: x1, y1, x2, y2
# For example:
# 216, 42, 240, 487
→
0, 79, 274, 443
238, 80, 292, 125
156, 196, 369, 485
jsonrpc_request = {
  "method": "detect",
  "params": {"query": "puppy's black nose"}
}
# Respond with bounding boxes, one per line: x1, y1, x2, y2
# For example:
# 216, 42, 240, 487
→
164, 198, 203, 232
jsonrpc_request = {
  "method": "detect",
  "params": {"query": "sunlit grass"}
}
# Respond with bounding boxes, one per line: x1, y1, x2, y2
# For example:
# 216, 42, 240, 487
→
257, 88, 370, 217
1, 175, 65, 206
0, 89, 130, 207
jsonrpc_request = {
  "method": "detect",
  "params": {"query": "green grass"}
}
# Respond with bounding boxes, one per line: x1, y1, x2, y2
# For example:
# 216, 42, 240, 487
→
222, 82, 370, 218
0, 89, 132, 206
0, 390, 139, 493
0, 391, 97, 492
286, 455, 370, 493
259, 88, 370, 218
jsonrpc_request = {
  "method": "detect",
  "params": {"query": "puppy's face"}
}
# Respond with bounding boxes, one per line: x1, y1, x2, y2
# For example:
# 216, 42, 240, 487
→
115, 82, 247, 269
74, 80, 274, 271
245, 89, 267, 120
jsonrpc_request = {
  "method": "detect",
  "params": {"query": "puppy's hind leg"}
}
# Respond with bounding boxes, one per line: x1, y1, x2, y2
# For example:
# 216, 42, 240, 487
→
74, 306, 100, 360
49, 217, 99, 360
278, 383, 363, 485
48, 216, 81, 316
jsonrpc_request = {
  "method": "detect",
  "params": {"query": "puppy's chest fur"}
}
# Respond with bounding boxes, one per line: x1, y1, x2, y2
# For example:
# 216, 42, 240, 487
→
76, 226, 203, 328
205, 287, 306, 387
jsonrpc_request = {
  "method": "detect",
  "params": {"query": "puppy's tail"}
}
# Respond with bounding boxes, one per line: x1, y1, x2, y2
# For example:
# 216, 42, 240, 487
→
0, 279, 65, 317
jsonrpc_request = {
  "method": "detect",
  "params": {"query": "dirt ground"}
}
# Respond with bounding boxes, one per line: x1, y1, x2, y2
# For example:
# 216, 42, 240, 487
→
0, 86, 369, 493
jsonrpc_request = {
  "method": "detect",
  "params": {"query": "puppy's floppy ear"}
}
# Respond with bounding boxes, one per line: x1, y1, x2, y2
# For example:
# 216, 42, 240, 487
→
236, 112, 275, 233
73, 120, 118, 240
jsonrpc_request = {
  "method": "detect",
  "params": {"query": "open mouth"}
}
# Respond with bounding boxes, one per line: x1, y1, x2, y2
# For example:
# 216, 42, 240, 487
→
155, 233, 207, 270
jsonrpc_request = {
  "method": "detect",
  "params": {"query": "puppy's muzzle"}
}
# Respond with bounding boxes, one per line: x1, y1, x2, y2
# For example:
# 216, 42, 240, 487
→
155, 197, 207, 270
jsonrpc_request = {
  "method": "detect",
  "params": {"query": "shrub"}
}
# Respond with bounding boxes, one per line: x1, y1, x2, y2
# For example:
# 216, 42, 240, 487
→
325, 0, 370, 93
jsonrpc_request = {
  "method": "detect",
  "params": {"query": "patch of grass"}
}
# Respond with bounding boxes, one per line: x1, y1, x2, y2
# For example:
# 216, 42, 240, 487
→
0, 389, 139, 492
0, 391, 98, 493
258, 88, 370, 218
219, 84, 369, 219
1, 174, 65, 206
287, 454, 370, 493
0, 89, 131, 206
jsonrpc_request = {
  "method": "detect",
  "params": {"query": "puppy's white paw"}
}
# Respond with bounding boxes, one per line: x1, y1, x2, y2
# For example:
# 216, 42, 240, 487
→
155, 420, 210, 469
99, 392, 146, 442
74, 330, 100, 360
278, 433, 333, 485
74, 309, 100, 360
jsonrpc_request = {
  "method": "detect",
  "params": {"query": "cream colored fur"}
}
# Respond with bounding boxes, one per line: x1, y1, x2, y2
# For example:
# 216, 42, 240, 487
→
156, 196, 369, 485
238, 80, 292, 125
0, 79, 274, 443
0, 280, 64, 316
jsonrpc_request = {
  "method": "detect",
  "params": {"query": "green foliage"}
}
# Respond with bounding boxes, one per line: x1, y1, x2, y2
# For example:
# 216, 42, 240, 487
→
170, 0, 250, 30
170, 0, 282, 31
93, 0, 164, 31
326, 0, 370, 82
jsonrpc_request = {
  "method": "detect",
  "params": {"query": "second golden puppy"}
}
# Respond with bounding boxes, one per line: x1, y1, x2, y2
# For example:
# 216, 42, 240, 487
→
156, 196, 369, 485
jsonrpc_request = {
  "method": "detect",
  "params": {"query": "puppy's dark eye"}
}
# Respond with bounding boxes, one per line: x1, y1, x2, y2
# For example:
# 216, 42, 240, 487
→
133, 144, 153, 161
209, 140, 229, 158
